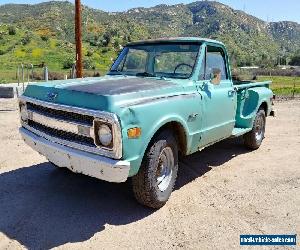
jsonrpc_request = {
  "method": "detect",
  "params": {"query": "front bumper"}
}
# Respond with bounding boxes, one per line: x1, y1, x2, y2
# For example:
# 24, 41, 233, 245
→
20, 127, 130, 182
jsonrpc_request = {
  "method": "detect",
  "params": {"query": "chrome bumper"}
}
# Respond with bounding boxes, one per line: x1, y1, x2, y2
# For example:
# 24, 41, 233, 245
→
20, 128, 130, 183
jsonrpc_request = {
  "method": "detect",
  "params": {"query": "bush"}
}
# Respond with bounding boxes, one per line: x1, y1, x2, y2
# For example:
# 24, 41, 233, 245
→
49, 72, 64, 80
21, 35, 31, 45
289, 55, 300, 66
101, 47, 109, 53
83, 58, 96, 69
63, 57, 75, 69
32, 72, 43, 81
84, 71, 101, 77
8, 26, 16, 35
40, 35, 49, 41
86, 50, 93, 57
0, 78, 8, 84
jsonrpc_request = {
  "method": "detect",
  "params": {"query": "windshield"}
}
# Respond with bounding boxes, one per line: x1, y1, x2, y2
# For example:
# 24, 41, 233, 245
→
109, 43, 200, 79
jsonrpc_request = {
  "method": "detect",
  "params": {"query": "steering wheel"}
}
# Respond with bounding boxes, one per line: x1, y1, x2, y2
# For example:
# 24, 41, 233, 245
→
173, 63, 193, 74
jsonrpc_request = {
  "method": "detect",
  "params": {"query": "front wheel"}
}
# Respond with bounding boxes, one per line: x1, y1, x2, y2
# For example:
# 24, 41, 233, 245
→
132, 130, 178, 209
243, 108, 266, 149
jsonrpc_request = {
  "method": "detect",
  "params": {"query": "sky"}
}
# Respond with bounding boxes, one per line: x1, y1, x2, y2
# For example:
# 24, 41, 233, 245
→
0, 0, 299, 23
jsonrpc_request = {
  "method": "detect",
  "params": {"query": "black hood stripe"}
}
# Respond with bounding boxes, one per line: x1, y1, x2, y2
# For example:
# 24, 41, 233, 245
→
65, 78, 175, 95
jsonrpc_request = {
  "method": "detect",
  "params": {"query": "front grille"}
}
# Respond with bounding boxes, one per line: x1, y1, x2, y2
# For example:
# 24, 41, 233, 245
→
27, 102, 94, 126
20, 96, 121, 159
25, 101, 96, 148
28, 120, 95, 147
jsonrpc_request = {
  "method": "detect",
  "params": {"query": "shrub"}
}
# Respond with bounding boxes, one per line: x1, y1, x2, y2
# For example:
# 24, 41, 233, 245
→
101, 47, 109, 53
289, 55, 300, 66
63, 57, 75, 69
86, 50, 93, 57
21, 35, 31, 45
41, 35, 49, 41
83, 58, 96, 69
32, 48, 43, 58
49, 72, 64, 80
8, 26, 16, 35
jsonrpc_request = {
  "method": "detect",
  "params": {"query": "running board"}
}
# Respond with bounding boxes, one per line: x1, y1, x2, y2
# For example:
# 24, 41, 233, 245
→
231, 127, 252, 137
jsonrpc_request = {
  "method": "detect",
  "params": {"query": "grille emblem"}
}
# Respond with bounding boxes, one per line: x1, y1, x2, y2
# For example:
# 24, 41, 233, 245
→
46, 92, 58, 101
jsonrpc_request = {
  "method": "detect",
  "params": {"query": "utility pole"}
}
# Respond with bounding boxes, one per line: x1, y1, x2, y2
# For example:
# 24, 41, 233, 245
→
75, 0, 83, 78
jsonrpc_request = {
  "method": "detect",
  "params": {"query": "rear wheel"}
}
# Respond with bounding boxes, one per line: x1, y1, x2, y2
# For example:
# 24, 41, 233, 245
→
243, 108, 266, 149
132, 130, 178, 209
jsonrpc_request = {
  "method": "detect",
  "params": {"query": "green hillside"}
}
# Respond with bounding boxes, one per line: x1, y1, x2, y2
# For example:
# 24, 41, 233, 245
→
0, 1, 300, 83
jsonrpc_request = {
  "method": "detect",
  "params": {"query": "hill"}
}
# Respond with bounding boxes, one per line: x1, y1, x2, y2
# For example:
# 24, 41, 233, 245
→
0, 0, 300, 82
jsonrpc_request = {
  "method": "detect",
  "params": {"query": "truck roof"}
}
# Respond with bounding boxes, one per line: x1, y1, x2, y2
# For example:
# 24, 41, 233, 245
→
127, 37, 225, 46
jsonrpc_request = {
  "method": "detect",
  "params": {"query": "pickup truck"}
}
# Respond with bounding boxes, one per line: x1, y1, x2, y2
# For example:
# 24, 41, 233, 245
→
19, 37, 275, 208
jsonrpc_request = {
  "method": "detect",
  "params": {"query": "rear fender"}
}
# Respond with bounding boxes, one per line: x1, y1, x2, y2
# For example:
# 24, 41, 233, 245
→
235, 87, 273, 128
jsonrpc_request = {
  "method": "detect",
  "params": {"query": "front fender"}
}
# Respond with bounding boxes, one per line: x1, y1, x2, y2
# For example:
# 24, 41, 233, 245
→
118, 93, 200, 176
142, 114, 191, 156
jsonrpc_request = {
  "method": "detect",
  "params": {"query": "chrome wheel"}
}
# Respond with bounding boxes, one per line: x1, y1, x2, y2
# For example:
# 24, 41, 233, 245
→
255, 114, 265, 141
156, 147, 174, 192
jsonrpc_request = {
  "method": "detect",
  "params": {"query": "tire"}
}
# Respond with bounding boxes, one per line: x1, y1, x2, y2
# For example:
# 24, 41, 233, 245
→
132, 130, 178, 209
243, 108, 266, 150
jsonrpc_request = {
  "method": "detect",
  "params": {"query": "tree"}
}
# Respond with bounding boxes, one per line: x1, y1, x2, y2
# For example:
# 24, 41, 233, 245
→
289, 55, 300, 66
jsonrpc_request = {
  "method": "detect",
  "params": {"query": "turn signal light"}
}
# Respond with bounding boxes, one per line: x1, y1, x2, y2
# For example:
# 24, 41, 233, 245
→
127, 127, 141, 139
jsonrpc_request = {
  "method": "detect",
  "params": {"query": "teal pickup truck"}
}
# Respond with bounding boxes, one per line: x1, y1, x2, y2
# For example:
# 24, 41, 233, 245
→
19, 37, 275, 208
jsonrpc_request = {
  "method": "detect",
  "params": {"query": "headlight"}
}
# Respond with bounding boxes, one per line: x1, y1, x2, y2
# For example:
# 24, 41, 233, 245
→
98, 124, 113, 147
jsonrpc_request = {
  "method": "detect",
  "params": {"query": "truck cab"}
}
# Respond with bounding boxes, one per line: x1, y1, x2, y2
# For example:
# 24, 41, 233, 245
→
19, 37, 275, 208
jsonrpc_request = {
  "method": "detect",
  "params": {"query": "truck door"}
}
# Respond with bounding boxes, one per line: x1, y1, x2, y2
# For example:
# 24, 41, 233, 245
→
197, 45, 237, 148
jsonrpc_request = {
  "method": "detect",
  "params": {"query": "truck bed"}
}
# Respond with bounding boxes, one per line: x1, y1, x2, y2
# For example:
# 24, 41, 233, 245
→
233, 80, 272, 90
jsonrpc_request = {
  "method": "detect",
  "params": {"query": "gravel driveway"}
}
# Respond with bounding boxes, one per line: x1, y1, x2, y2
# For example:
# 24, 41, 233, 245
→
0, 98, 299, 250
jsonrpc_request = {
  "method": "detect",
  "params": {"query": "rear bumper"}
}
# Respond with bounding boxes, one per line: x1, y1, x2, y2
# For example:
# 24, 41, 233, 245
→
20, 127, 130, 182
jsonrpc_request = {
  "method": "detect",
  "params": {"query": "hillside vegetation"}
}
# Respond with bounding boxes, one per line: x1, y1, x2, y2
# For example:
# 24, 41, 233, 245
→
0, 1, 300, 83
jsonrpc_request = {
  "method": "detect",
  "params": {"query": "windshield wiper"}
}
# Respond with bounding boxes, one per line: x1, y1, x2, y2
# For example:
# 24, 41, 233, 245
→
136, 72, 156, 77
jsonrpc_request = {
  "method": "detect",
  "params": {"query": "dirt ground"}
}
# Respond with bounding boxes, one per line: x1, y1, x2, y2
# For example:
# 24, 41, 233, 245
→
0, 98, 299, 250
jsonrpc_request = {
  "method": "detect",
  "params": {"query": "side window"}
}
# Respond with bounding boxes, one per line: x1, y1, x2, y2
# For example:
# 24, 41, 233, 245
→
205, 46, 228, 83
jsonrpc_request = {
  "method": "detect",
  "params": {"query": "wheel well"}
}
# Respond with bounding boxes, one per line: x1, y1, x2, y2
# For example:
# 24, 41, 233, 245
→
150, 122, 187, 156
259, 102, 268, 116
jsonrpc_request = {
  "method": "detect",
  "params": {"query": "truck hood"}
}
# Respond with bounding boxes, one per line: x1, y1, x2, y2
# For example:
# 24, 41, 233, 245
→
23, 76, 185, 112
